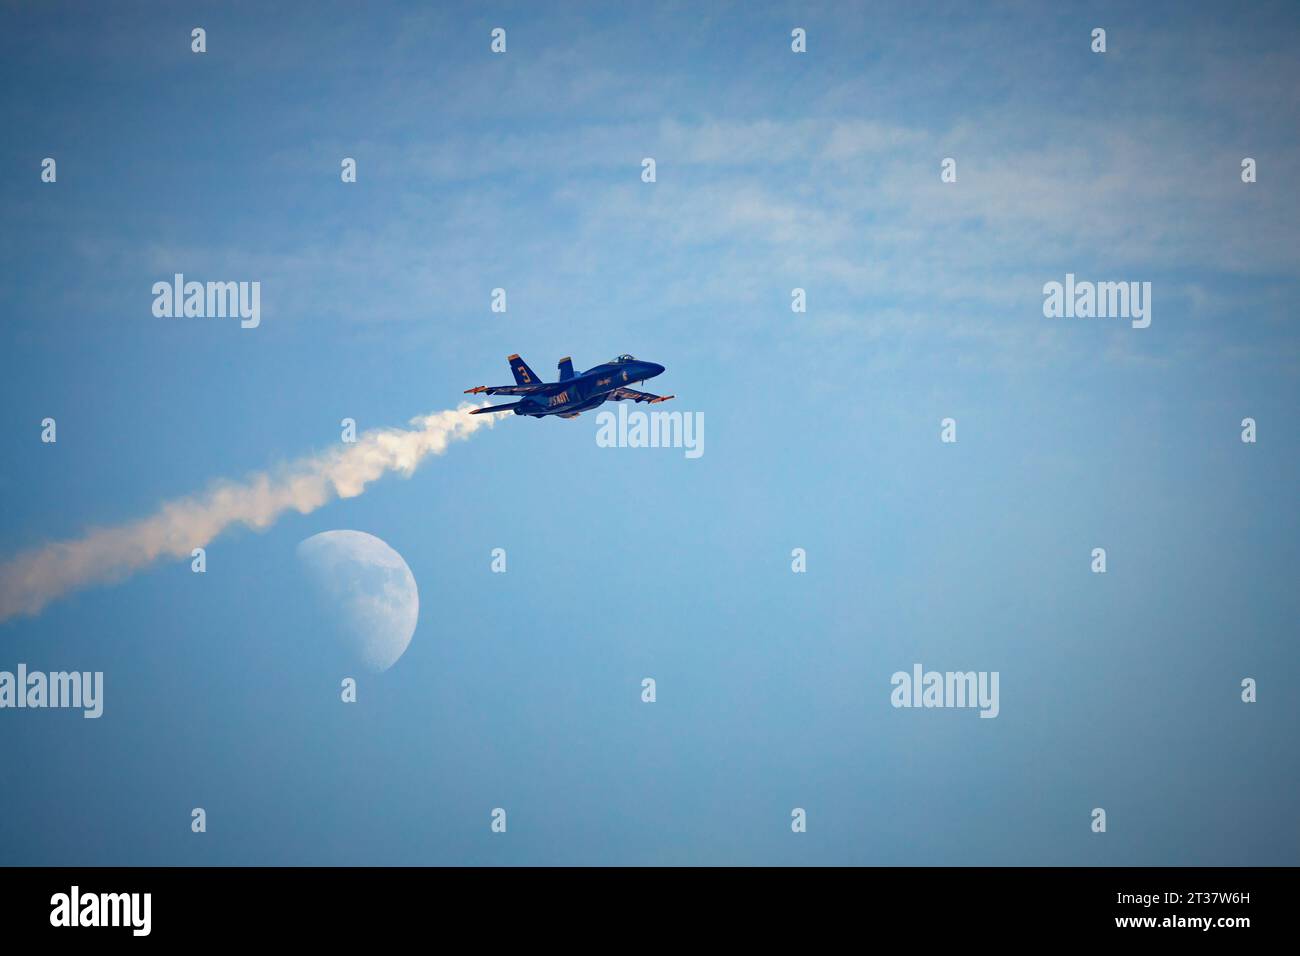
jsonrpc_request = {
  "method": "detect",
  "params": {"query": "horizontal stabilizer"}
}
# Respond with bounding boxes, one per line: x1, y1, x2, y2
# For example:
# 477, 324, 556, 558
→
469, 402, 521, 415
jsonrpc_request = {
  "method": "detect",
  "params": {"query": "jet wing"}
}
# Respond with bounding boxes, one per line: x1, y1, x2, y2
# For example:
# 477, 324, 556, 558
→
464, 383, 564, 397
609, 387, 675, 404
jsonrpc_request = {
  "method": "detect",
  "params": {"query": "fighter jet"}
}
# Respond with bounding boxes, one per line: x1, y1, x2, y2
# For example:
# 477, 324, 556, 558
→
465, 353, 673, 418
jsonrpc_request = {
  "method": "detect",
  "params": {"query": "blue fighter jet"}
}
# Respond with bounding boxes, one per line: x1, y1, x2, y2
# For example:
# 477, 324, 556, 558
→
465, 353, 674, 418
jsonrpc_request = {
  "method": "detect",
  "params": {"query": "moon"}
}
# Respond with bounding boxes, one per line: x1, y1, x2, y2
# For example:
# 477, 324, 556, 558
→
295, 530, 419, 672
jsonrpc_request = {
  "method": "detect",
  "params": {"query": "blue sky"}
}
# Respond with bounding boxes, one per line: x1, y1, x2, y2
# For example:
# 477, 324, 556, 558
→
1, 0, 1297, 865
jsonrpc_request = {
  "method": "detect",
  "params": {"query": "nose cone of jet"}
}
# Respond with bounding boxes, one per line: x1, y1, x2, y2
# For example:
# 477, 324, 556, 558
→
646, 362, 665, 378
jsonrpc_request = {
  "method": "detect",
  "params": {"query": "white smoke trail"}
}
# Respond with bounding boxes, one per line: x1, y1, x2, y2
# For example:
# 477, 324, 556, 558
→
0, 404, 496, 623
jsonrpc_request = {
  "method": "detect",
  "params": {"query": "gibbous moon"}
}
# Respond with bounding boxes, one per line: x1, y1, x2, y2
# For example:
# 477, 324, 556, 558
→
296, 530, 419, 672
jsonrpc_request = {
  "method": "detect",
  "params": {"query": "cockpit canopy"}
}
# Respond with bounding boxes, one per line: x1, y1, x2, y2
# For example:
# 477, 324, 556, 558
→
608, 354, 635, 364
